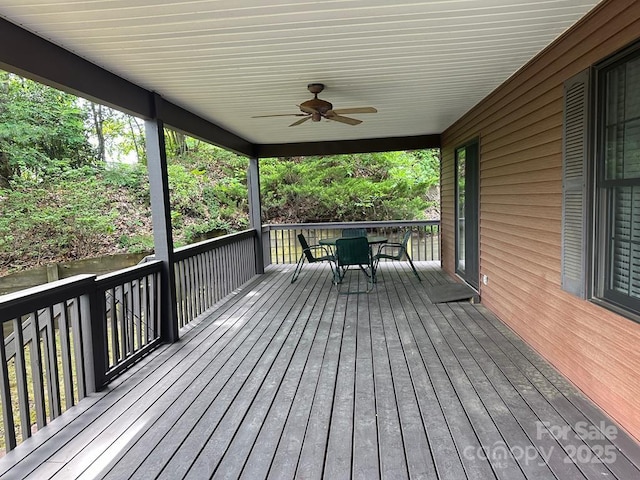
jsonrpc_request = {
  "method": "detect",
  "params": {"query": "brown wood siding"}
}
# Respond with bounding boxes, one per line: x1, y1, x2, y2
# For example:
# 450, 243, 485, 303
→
441, 0, 640, 441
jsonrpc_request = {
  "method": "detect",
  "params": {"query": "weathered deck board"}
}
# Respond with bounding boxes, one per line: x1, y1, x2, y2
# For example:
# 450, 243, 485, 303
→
1, 261, 639, 480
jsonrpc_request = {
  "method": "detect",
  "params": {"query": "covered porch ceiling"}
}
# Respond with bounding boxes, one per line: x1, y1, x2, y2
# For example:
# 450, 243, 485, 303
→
0, 0, 601, 157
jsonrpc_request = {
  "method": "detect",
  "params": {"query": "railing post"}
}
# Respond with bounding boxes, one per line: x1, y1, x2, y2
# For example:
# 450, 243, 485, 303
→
145, 102, 179, 343
248, 157, 264, 274
262, 227, 272, 267
80, 277, 102, 393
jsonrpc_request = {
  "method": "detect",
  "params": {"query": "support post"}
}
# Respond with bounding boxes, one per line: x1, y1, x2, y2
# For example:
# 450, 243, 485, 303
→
145, 114, 179, 343
248, 157, 264, 274
82, 280, 101, 393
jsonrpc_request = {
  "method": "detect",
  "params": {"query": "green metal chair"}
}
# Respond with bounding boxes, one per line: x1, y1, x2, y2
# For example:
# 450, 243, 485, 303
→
291, 233, 336, 283
335, 236, 376, 293
374, 230, 421, 281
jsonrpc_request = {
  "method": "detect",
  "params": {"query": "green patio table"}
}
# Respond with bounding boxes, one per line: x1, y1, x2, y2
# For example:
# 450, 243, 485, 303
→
319, 235, 388, 247
319, 235, 388, 284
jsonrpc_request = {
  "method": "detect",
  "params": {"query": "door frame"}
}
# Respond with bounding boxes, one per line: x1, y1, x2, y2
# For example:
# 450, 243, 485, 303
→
455, 138, 480, 290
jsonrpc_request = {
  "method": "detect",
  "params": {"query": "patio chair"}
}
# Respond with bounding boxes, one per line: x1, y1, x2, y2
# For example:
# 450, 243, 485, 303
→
341, 228, 367, 237
291, 233, 336, 283
335, 236, 376, 293
374, 230, 421, 281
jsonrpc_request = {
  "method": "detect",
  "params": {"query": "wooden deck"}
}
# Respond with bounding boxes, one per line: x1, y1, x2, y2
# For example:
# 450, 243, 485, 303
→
1, 261, 639, 479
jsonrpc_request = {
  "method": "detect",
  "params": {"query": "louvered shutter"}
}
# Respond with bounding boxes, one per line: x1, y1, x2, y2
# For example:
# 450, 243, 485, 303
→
561, 69, 590, 298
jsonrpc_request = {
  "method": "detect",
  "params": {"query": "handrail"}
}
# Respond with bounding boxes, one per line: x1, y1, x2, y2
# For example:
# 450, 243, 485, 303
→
173, 230, 255, 261
264, 220, 440, 230
0, 274, 96, 321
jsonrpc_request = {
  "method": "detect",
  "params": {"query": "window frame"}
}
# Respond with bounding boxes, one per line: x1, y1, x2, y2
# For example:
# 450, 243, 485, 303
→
591, 41, 640, 320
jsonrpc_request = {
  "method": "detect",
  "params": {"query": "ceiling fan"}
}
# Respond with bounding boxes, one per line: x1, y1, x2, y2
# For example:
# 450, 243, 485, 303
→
252, 83, 377, 127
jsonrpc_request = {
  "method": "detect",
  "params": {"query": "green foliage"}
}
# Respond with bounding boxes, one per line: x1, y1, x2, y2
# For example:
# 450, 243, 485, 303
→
117, 234, 155, 254
0, 72, 95, 185
260, 150, 440, 222
0, 172, 117, 271
102, 162, 148, 193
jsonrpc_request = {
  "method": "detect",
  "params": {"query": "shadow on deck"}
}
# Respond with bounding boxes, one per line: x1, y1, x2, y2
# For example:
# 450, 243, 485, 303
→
1, 261, 639, 479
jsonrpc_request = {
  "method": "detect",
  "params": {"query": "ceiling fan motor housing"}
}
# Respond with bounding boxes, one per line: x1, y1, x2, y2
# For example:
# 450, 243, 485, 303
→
300, 98, 333, 115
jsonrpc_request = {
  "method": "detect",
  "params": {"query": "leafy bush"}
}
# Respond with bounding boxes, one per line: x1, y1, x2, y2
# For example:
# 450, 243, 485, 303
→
260, 150, 440, 222
0, 174, 116, 271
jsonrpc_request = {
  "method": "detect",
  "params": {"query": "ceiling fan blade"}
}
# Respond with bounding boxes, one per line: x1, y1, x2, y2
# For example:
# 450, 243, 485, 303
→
327, 114, 362, 126
299, 104, 319, 115
289, 116, 312, 127
331, 107, 377, 114
252, 113, 306, 118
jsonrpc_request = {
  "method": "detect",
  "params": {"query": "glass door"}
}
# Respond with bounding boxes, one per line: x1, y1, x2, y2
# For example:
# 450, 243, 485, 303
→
455, 140, 479, 289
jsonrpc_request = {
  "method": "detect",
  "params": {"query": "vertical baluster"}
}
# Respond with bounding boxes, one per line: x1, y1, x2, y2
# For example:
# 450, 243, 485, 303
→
0, 319, 17, 451
202, 251, 210, 311
29, 311, 46, 429
141, 274, 149, 345
180, 259, 188, 326
173, 260, 181, 328
189, 256, 196, 321
232, 243, 238, 287
183, 258, 191, 324
192, 255, 200, 318
274, 230, 281, 264
57, 302, 75, 409
214, 247, 220, 302
203, 251, 209, 311
234, 244, 239, 287
145, 273, 153, 342
134, 278, 142, 351
43, 306, 61, 419
109, 287, 119, 366
177, 259, 186, 326
12, 316, 31, 442
153, 271, 161, 339
126, 281, 134, 356
210, 249, 216, 303
69, 297, 86, 399
116, 284, 126, 361
198, 253, 205, 315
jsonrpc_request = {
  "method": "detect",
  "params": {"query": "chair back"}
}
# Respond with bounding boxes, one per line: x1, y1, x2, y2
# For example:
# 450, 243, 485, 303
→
342, 228, 367, 237
401, 230, 412, 248
297, 234, 317, 263
335, 236, 370, 267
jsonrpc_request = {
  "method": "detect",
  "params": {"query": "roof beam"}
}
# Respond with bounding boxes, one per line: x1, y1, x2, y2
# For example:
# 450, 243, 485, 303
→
255, 134, 441, 158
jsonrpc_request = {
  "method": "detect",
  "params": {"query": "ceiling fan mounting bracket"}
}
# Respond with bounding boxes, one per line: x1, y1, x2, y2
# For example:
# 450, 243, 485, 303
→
307, 83, 325, 94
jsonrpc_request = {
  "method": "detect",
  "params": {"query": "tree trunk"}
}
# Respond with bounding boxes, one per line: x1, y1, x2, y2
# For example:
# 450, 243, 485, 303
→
0, 151, 11, 188
91, 103, 106, 161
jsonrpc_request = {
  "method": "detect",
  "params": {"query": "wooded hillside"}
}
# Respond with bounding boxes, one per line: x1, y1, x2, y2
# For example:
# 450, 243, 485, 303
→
0, 71, 439, 276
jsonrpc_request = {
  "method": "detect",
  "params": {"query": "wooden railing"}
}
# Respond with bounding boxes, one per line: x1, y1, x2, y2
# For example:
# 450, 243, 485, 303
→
95, 261, 164, 384
173, 230, 257, 328
0, 229, 262, 453
0, 260, 165, 453
0, 275, 97, 452
262, 220, 440, 266
2, 224, 439, 452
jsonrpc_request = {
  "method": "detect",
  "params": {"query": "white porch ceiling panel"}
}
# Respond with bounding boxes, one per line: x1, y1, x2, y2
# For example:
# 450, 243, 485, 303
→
0, 0, 601, 146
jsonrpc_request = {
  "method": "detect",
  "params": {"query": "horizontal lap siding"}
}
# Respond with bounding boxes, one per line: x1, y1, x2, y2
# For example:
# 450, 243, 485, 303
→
441, 0, 640, 441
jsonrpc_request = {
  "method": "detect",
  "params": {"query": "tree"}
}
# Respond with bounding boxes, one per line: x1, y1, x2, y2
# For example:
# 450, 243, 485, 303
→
0, 71, 96, 186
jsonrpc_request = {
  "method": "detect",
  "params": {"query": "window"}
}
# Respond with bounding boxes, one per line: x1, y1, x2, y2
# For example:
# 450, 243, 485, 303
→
562, 41, 640, 321
595, 48, 640, 314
